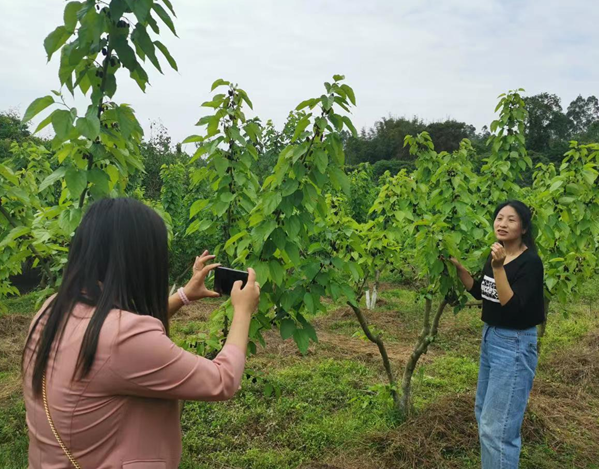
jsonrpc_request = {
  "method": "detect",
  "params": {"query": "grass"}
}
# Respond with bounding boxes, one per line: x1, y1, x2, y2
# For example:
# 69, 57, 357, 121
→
1, 280, 599, 468
0, 292, 39, 318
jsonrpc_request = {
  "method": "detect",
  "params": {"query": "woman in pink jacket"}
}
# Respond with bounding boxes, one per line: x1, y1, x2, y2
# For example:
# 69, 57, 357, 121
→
22, 198, 260, 469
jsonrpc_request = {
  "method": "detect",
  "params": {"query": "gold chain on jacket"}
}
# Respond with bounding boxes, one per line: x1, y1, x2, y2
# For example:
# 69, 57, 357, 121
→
42, 373, 82, 469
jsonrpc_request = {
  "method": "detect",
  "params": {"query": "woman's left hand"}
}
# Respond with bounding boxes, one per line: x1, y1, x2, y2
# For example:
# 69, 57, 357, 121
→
183, 250, 221, 301
490, 242, 506, 269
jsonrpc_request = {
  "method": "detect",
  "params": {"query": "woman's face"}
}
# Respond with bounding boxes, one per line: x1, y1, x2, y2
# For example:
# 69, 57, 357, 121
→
494, 205, 524, 243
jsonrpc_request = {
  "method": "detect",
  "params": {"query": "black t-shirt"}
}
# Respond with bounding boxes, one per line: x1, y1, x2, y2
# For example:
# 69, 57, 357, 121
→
468, 249, 545, 329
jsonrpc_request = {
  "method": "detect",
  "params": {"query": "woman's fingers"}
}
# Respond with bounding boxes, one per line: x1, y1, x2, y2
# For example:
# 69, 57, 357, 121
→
199, 263, 221, 279
244, 268, 256, 288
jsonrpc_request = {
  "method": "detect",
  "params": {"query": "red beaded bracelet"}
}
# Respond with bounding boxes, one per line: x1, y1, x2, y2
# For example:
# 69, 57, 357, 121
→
177, 287, 191, 306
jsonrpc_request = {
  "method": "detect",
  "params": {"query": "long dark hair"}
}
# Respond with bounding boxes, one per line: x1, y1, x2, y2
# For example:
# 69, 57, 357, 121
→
493, 200, 537, 252
23, 198, 169, 396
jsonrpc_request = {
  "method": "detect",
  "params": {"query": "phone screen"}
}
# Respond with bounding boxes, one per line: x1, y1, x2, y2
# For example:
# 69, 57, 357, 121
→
214, 267, 249, 296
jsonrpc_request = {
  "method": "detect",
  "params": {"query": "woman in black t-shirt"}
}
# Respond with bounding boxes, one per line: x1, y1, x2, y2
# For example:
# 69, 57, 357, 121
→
450, 200, 544, 469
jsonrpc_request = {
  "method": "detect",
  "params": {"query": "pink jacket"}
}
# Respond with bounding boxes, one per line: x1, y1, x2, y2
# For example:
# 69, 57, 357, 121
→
23, 301, 245, 469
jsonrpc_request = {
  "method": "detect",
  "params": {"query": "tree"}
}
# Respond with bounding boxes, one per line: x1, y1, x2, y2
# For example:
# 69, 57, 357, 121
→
0, 0, 179, 302
0, 111, 33, 161
567, 95, 599, 137
524, 93, 570, 162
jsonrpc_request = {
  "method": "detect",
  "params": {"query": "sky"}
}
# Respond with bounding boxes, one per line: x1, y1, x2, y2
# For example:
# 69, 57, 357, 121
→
0, 0, 598, 145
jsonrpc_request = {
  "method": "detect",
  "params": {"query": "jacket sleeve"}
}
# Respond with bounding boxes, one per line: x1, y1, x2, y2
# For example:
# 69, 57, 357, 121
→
107, 313, 246, 401
500, 256, 544, 319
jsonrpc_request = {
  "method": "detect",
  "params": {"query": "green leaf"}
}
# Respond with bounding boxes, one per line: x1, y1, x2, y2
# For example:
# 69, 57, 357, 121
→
313, 149, 328, 173
65, 167, 88, 199
303, 292, 315, 314
263, 192, 282, 215
51, 109, 75, 140
23, 96, 54, 123
342, 116, 358, 138
211, 79, 230, 91
269, 260, 285, 285
110, 0, 128, 20
44, 26, 71, 61
64, 2, 83, 33
161, 0, 176, 16
340, 84, 356, 105
0, 164, 18, 185
295, 98, 318, 111
87, 168, 110, 195
75, 115, 100, 140
125, 0, 153, 23
115, 105, 140, 140
154, 41, 178, 71
58, 207, 82, 234
112, 35, 138, 72
39, 167, 67, 191
329, 166, 350, 195
224, 230, 247, 249
152, 3, 178, 36
34, 113, 54, 134
132, 24, 162, 73
280, 319, 295, 340
0, 226, 31, 248
292, 116, 310, 142
293, 328, 310, 354
285, 241, 301, 266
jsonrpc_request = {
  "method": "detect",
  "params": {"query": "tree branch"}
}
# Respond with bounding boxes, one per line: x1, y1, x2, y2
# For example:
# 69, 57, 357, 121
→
348, 302, 400, 410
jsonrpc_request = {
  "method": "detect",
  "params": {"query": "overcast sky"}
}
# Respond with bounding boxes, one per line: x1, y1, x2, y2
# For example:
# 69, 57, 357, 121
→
1, 0, 598, 145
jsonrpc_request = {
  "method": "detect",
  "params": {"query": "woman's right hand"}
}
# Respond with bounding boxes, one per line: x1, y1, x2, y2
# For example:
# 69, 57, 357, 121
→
441, 255, 463, 270
231, 268, 260, 315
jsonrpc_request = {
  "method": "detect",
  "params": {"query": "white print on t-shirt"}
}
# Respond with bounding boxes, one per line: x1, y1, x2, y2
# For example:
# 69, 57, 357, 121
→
481, 275, 500, 303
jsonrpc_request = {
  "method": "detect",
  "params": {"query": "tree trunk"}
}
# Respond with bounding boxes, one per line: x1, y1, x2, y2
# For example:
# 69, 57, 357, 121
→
365, 270, 381, 310
348, 302, 400, 412
400, 299, 448, 416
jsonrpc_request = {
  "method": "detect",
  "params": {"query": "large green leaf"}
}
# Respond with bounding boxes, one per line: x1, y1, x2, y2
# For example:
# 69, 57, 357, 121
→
87, 168, 110, 197
115, 105, 140, 140
161, 0, 176, 16
280, 318, 295, 340
110, 0, 128, 19
293, 328, 310, 354
51, 109, 75, 140
39, 167, 67, 191
58, 207, 82, 234
112, 35, 138, 72
65, 167, 88, 199
44, 26, 72, 61
152, 3, 178, 36
0, 226, 31, 248
75, 115, 100, 140
22, 96, 54, 123
125, 0, 153, 23
154, 41, 178, 71
64, 2, 83, 33
0, 164, 18, 185
132, 24, 162, 73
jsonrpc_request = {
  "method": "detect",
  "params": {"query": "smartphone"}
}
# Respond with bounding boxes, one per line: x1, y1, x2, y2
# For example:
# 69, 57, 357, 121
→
214, 267, 249, 296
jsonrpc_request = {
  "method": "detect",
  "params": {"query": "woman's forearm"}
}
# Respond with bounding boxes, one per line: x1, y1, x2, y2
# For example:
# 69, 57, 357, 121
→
168, 292, 184, 319
493, 266, 514, 306
456, 265, 475, 291
225, 309, 252, 355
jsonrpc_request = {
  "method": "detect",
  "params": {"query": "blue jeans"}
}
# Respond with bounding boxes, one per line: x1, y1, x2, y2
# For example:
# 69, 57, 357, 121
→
475, 324, 538, 469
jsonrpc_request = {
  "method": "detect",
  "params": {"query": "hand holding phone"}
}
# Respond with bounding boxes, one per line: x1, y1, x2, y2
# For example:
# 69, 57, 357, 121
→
230, 268, 260, 316
214, 267, 249, 296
